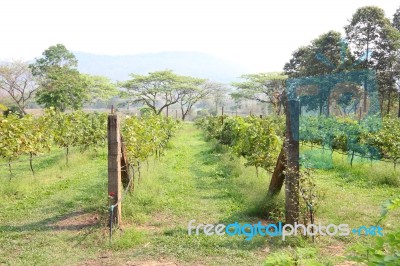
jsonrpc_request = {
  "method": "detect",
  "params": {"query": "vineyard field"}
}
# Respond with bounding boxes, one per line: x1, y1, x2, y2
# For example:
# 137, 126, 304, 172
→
0, 123, 399, 265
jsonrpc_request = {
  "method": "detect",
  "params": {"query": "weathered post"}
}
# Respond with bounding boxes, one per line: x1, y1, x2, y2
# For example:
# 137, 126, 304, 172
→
108, 114, 122, 226
285, 99, 300, 225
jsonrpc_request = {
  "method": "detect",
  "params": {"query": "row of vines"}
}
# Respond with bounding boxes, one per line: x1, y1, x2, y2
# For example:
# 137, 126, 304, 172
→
0, 109, 108, 175
0, 110, 179, 177
196, 115, 400, 169
195, 115, 284, 173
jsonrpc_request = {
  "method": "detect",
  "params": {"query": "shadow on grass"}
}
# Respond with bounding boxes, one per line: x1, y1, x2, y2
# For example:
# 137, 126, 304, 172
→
189, 140, 279, 226
0, 209, 101, 233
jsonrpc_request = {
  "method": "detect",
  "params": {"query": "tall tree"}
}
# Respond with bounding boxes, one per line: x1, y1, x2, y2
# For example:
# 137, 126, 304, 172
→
120, 70, 185, 115
393, 7, 400, 117
179, 78, 219, 120
392, 7, 400, 31
30, 44, 78, 76
345, 6, 400, 114
284, 31, 352, 115
0, 60, 37, 115
30, 44, 87, 111
35, 68, 89, 111
231, 72, 287, 115
82, 74, 118, 104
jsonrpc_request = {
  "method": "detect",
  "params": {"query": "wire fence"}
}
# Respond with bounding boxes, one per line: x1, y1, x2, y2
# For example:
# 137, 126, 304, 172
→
300, 141, 394, 164
108, 163, 135, 241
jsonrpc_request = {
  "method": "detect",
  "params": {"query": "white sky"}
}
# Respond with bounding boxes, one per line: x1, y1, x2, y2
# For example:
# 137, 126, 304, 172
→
0, 0, 398, 72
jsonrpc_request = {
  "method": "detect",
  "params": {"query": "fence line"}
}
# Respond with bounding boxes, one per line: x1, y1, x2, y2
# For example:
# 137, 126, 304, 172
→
300, 142, 393, 164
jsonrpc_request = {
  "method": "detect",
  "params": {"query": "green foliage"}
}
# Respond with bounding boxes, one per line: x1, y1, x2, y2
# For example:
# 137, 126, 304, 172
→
35, 67, 89, 111
121, 70, 214, 118
45, 109, 107, 151
196, 115, 284, 171
300, 115, 400, 168
263, 247, 318, 266
0, 103, 7, 112
0, 109, 107, 173
0, 114, 51, 160
367, 117, 400, 168
82, 74, 118, 103
29, 44, 78, 76
120, 70, 183, 115
231, 72, 287, 115
121, 114, 178, 166
30, 44, 88, 112
348, 197, 400, 265
298, 168, 325, 228
394, 7, 400, 31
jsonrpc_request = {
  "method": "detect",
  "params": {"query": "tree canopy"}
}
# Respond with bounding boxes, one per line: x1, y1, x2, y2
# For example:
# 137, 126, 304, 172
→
231, 72, 287, 115
30, 44, 86, 111
120, 70, 216, 117
0, 60, 37, 115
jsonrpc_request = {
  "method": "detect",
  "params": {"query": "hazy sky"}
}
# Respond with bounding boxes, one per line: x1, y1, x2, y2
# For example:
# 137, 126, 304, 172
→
0, 0, 398, 72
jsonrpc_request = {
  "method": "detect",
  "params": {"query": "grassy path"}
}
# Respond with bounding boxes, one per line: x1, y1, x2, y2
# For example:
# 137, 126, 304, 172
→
113, 123, 269, 265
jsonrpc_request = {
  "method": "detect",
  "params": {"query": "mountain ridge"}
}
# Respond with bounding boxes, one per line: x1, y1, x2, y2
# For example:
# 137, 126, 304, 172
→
74, 51, 248, 84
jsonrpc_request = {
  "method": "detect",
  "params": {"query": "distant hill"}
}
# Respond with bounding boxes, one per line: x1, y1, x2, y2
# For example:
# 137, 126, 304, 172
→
74, 51, 248, 84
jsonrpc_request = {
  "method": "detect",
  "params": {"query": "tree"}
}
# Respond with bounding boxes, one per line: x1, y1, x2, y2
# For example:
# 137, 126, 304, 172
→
82, 74, 118, 104
179, 79, 219, 120
120, 70, 185, 115
284, 46, 313, 78
393, 7, 400, 117
30, 44, 78, 76
394, 7, 400, 31
284, 31, 357, 115
35, 67, 88, 111
232, 72, 287, 115
0, 60, 37, 115
30, 44, 87, 111
345, 6, 400, 114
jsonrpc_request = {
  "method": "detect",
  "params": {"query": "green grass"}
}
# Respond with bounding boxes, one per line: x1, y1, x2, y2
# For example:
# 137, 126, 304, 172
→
0, 123, 399, 265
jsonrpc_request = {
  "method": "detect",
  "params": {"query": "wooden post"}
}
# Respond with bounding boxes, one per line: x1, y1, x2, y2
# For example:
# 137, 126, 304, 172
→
121, 135, 133, 191
267, 147, 286, 196
285, 99, 300, 225
108, 114, 122, 226
175, 109, 178, 120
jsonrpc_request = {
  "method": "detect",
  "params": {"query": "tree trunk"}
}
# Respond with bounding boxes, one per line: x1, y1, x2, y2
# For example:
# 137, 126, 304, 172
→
267, 147, 286, 196
398, 91, 400, 118
387, 90, 392, 115
29, 152, 35, 176
319, 92, 323, 116
326, 90, 331, 117
181, 107, 186, 121
364, 38, 369, 113
120, 135, 133, 191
